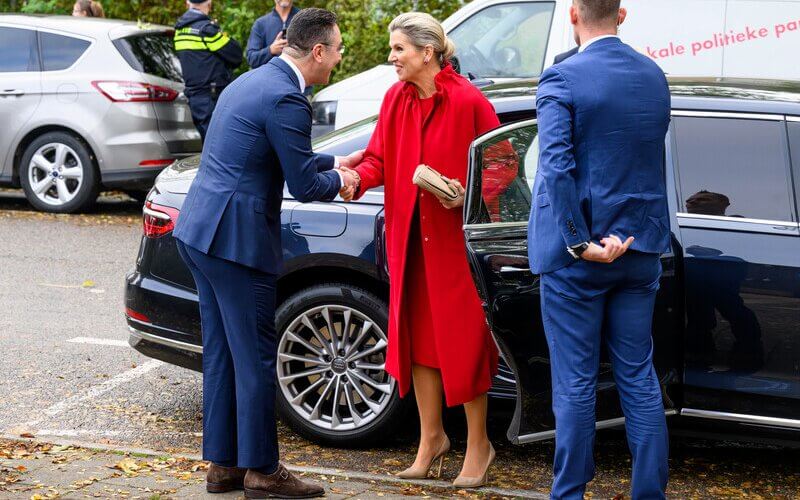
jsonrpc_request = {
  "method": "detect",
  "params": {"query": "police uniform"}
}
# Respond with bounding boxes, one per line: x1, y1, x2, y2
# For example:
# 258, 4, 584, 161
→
174, 3, 243, 141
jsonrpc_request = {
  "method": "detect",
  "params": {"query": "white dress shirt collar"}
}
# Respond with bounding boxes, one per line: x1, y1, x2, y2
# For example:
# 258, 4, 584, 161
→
578, 34, 620, 53
278, 53, 306, 93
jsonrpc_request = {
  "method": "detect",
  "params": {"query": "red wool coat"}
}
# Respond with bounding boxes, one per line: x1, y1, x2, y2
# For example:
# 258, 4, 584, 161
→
353, 65, 501, 406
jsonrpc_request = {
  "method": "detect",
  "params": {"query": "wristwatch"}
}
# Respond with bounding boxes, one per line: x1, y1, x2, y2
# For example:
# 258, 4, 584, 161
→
567, 241, 589, 259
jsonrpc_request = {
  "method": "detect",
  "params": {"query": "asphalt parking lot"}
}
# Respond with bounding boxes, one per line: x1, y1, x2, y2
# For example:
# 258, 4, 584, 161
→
1, 188, 800, 499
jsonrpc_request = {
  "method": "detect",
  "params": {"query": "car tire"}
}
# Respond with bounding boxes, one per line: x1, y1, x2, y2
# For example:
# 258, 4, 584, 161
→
275, 283, 411, 447
19, 131, 98, 213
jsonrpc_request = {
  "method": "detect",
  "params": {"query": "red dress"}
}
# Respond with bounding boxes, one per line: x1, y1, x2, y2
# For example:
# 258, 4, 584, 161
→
407, 97, 438, 369
352, 65, 511, 406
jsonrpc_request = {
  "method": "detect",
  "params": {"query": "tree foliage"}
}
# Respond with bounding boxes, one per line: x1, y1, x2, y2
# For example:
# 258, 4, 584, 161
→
4, 0, 463, 83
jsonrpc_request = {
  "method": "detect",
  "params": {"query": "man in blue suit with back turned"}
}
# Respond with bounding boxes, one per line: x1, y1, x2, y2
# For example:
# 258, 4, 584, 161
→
173, 8, 361, 498
529, 1, 671, 498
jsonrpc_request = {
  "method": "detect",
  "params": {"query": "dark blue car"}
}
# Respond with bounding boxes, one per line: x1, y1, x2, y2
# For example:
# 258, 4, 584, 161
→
126, 78, 800, 448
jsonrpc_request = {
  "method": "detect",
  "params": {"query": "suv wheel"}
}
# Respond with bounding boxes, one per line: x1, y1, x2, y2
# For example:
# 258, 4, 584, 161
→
275, 283, 409, 447
20, 132, 98, 213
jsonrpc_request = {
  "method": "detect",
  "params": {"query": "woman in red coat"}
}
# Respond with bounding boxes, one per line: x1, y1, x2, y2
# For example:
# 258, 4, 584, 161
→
340, 12, 509, 488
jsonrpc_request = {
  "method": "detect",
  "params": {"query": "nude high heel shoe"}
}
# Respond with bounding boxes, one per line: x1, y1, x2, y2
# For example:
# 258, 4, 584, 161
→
452, 443, 495, 488
396, 435, 451, 479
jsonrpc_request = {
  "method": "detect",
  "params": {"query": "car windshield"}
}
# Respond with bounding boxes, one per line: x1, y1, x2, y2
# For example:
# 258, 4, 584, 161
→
312, 115, 377, 149
449, 1, 555, 79
113, 32, 183, 82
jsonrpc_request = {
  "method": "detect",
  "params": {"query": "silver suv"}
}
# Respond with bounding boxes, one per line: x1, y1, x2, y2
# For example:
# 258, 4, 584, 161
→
0, 15, 201, 213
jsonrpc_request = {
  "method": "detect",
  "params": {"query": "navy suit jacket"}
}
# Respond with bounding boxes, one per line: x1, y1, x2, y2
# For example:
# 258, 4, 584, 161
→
553, 46, 578, 64
173, 57, 341, 274
246, 8, 299, 69
528, 37, 671, 274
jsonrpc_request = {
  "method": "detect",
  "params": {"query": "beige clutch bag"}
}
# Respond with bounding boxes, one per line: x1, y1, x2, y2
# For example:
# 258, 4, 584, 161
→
412, 164, 458, 201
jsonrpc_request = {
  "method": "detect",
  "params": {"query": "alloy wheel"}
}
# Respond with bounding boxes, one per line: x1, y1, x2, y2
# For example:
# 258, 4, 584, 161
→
277, 304, 394, 432
27, 142, 84, 207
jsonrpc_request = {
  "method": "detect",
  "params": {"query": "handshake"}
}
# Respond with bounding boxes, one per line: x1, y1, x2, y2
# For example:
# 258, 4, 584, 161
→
335, 149, 365, 202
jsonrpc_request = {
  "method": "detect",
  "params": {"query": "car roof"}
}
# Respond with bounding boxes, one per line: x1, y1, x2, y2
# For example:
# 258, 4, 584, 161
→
0, 14, 172, 39
482, 77, 800, 116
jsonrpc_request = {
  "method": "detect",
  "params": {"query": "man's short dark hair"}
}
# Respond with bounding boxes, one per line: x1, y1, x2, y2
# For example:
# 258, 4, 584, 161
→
286, 8, 337, 54
575, 0, 620, 25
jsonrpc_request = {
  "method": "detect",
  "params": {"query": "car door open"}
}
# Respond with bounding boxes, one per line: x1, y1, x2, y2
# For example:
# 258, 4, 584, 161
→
462, 119, 680, 443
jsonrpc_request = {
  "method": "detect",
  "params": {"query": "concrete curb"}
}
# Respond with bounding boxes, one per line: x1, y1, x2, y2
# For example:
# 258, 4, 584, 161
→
1, 433, 548, 499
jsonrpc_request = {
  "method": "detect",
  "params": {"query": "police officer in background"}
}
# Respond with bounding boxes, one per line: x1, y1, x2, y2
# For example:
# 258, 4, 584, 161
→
174, 0, 243, 141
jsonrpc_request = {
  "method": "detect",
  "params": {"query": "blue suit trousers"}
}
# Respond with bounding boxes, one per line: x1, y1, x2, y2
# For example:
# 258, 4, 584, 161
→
177, 240, 279, 470
540, 252, 668, 500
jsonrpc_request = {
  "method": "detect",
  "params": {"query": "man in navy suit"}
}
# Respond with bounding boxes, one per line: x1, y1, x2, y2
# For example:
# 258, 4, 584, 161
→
528, 1, 671, 498
552, 6, 627, 65
173, 9, 361, 498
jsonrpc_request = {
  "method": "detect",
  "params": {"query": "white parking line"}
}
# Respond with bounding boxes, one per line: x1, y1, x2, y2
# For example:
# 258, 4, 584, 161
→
67, 336, 129, 347
21, 359, 163, 428
34, 429, 122, 438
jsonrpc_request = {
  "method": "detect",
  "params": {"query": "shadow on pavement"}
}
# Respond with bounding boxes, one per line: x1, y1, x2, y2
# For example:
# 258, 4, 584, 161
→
0, 188, 143, 218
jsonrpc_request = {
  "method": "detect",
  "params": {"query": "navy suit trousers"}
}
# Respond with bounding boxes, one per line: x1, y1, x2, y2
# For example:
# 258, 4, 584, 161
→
540, 252, 668, 500
176, 240, 279, 470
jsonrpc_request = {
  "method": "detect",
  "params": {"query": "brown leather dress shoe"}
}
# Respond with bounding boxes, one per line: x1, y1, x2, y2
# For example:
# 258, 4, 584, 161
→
206, 463, 247, 493
244, 464, 325, 499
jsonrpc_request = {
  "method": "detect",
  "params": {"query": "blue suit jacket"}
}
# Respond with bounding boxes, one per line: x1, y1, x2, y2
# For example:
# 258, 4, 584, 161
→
528, 37, 671, 274
173, 57, 341, 274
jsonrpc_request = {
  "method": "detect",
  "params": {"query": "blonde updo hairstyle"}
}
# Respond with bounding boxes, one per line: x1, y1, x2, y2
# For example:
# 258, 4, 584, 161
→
388, 12, 456, 68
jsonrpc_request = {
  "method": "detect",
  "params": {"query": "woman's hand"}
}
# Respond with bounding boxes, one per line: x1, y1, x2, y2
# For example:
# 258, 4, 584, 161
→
436, 178, 465, 209
338, 166, 360, 202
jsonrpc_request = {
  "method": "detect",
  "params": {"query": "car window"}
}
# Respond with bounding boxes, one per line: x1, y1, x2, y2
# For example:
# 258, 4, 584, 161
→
113, 32, 183, 82
673, 116, 794, 222
0, 27, 39, 72
788, 120, 800, 217
40, 32, 90, 71
473, 122, 538, 223
448, 2, 555, 79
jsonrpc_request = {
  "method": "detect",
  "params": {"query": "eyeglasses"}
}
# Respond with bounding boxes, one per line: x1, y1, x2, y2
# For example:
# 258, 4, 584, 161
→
323, 43, 345, 55
290, 43, 345, 56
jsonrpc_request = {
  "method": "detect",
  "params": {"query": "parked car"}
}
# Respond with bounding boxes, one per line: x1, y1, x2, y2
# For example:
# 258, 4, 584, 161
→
311, 0, 566, 136
0, 15, 201, 213
125, 90, 529, 447
126, 78, 800, 448
312, 0, 800, 134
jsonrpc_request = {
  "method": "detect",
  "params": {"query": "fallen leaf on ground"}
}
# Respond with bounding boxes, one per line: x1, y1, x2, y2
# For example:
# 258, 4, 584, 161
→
115, 458, 140, 475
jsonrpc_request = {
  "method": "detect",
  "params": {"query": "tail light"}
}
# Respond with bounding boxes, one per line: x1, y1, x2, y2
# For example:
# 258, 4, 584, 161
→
143, 201, 180, 238
125, 307, 151, 323
139, 159, 175, 168
92, 80, 178, 102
